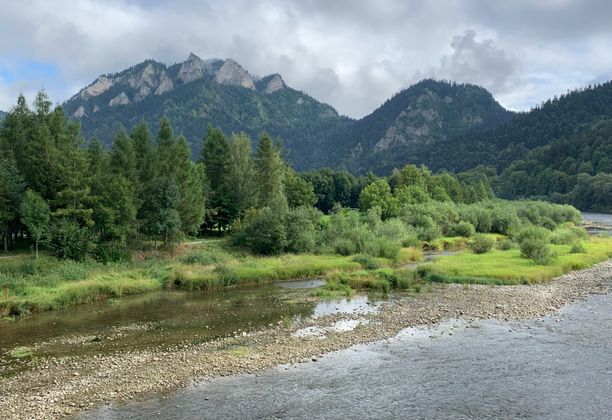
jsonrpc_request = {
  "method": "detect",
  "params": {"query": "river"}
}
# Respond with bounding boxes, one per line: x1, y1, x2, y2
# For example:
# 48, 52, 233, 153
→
81, 277, 612, 419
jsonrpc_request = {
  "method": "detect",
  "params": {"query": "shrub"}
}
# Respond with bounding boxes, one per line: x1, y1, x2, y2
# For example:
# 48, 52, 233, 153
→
550, 226, 589, 245
352, 254, 383, 270
451, 221, 476, 237
519, 237, 552, 264
235, 208, 287, 255
570, 242, 587, 254
414, 225, 442, 242
47, 220, 97, 261
468, 234, 495, 254
373, 238, 402, 260
285, 207, 321, 253
180, 251, 219, 265
497, 239, 515, 250
333, 238, 357, 256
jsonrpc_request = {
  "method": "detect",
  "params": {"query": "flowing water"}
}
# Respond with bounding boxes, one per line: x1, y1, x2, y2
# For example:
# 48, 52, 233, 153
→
81, 280, 612, 419
0, 282, 383, 377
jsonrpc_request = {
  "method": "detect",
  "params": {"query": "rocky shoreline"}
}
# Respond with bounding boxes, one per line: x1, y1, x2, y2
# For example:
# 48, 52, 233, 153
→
1, 260, 610, 419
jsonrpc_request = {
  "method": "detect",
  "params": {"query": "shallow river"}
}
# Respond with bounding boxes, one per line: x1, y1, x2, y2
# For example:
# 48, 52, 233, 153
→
81, 280, 612, 419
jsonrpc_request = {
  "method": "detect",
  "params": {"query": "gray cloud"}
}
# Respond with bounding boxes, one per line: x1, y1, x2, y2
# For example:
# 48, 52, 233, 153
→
0, 0, 611, 117
428, 30, 521, 94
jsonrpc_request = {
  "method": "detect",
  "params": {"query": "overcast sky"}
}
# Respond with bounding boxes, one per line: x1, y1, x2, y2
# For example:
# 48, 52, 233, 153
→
1, 0, 611, 118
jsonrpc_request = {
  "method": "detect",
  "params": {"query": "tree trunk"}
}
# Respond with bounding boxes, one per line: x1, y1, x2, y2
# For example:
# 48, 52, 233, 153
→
35, 240, 39, 259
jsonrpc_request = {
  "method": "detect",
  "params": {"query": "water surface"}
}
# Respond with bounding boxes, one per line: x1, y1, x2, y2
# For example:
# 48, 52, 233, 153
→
82, 283, 612, 419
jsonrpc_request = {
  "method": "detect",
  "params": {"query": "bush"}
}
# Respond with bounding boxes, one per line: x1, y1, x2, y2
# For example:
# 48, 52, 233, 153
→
497, 239, 515, 250
372, 238, 402, 260
352, 254, 383, 270
468, 234, 495, 254
451, 221, 476, 237
550, 226, 589, 245
285, 207, 321, 253
333, 238, 357, 256
180, 251, 219, 265
519, 237, 552, 264
235, 208, 287, 255
570, 242, 587, 254
47, 220, 97, 261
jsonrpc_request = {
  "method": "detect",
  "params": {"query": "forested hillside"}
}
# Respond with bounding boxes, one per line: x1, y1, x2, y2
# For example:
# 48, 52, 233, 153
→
64, 55, 349, 168
497, 117, 612, 212
411, 81, 612, 173
316, 79, 515, 172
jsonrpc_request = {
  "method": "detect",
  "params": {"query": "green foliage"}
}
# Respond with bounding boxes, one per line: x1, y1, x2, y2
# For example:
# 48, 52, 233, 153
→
285, 206, 320, 253
20, 189, 50, 256
359, 179, 399, 219
468, 234, 495, 254
236, 208, 287, 255
517, 226, 552, 265
570, 242, 587, 254
451, 221, 476, 237
47, 219, 97, 261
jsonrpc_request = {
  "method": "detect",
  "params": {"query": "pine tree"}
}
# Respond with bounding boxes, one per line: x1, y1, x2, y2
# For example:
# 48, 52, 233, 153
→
175, 136, 205, 235
110, 128, 138, 188
201, 126, 233, 230
254, 133, 286, 211
157, 117, 177, 179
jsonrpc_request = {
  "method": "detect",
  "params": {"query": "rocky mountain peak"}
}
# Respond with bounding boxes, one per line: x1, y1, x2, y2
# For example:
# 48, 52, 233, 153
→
262, 73, 286, 94
213, 59, 255, 90
178, 53, 207, 84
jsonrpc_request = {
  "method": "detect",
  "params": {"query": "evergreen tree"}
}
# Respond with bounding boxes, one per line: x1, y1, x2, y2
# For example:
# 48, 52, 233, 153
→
201, 126, 233, 230
175, 136, 205, 235
254, 133, 286, 210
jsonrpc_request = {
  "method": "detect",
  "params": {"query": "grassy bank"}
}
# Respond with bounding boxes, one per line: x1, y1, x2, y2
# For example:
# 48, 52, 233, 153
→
1, 231, 610, 317
0, 240, 366, 317
422, 236, 612, 285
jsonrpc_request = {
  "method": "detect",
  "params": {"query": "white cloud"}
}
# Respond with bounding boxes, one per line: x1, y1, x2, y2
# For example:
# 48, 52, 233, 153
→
0, 0, 611, 117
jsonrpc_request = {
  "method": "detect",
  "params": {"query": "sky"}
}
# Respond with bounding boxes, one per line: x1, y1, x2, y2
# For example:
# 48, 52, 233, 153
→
1, 0, 611, 118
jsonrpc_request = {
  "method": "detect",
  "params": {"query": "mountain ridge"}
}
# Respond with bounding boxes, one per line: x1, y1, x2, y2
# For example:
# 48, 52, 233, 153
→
64, 54, 515, 172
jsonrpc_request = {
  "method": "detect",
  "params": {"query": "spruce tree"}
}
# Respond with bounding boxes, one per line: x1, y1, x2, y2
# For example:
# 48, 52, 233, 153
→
201, 126, 233, 230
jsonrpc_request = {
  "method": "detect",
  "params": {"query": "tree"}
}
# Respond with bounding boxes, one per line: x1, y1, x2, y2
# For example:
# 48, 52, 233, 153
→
175, 137, 205, 235
110, 128, 138, 188
157, 117, 178, 179
359, 179, 399, 219
201, 126, 233, 230
0, 157, 26, 251
228, 133, 256, 217
255, 133, 286, 211
285, 168, 316, 208
20, 190, 50, 258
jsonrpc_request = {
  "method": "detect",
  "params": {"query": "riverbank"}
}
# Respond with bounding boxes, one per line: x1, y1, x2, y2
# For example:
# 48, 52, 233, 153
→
1, 259, 609, 419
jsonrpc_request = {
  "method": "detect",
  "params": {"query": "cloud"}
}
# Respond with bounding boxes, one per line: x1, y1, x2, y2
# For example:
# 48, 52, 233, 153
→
0, 0, 611, 117
426, 30, 521, 95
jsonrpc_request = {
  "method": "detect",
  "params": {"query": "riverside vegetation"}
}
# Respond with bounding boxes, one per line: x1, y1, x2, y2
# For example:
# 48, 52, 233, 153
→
1, 91, 611, 318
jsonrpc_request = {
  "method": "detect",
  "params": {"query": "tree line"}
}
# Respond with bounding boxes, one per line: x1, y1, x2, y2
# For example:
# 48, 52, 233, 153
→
0, 91, 496, 259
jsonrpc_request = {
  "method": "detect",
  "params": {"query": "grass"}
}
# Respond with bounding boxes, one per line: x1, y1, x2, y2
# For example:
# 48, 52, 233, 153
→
1, 230, 609, 317
424, 236, 612, 285
9, 346, 34, 359
0, 243, 362, 316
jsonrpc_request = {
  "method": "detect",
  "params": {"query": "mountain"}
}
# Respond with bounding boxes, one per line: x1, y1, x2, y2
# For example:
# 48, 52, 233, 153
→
497, 117, 612, 212
409, 81, 612, 174
0, 110, 5, 122
313, 79, 515, 173
64, 54, 349, 167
